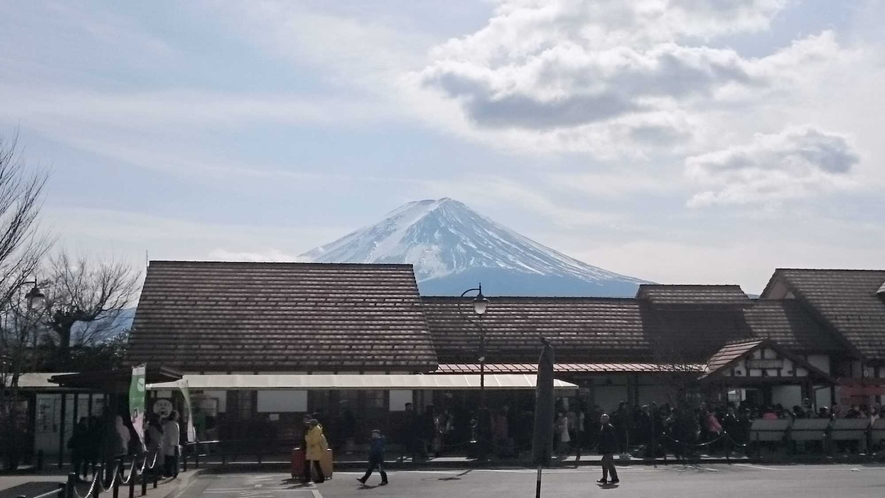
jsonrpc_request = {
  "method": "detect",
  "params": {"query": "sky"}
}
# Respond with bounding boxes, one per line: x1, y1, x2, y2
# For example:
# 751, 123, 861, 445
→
1, 0, 884, 294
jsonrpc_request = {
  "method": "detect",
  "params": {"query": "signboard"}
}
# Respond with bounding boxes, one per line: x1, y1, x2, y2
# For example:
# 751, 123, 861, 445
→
153, 399, 173, 418
129, 365, 146, 450
746, 359, 783, 370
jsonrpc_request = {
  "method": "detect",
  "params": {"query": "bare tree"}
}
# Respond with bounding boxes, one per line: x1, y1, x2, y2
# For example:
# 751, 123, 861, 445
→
42, 250, 141, 364
0, 132, 51, 470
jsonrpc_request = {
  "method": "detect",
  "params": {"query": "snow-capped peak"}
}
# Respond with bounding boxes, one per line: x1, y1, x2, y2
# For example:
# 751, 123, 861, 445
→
301, 198, 645, 290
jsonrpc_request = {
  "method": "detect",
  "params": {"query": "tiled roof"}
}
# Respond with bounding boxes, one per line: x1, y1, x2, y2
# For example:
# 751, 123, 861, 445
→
127, 261, 438, 372
703, 339, 764, 377
744, 300, 845, 354
764, 269, 885, 362
421, 297, 754, 364
437, 363, 704, 374
636, 284, 751, 305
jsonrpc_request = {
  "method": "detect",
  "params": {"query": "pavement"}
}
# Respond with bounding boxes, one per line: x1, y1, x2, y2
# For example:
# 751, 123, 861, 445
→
173, 463, 885, 498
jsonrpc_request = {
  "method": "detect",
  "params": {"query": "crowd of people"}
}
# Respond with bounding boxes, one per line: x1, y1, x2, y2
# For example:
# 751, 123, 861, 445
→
550, 399, 883, 459
67, 408, 182, 482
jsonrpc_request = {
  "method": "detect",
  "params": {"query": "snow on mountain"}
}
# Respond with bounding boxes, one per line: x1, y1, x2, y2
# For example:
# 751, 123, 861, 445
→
302, 198, 648, 297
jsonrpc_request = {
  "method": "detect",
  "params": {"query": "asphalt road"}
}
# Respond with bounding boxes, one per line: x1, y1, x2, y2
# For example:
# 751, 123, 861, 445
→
175, 464, 885, 498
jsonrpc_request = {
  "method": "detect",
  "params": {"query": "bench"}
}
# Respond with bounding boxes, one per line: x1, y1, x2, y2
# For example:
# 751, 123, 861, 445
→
789, 418, 830, 442
749, 419, 790, 443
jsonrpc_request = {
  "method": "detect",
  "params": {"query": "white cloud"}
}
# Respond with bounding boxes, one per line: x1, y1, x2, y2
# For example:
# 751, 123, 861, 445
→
685, 125, 861, 207
413, 0, 843, 155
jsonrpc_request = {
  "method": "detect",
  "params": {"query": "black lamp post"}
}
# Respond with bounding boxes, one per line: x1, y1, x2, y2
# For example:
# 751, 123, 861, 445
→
459, 283, 489, 459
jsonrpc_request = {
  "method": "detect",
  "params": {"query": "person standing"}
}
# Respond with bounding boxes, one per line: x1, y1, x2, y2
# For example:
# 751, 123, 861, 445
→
357, 429, 388, 486
146, 413, 165, 474
69, 418, 89, 481
162, 411, 181, 478
303, 419, 326, 484
598, 414, 620, 485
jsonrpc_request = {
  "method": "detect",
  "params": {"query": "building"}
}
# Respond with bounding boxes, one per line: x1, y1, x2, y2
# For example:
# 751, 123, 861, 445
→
15, 262, 885, 461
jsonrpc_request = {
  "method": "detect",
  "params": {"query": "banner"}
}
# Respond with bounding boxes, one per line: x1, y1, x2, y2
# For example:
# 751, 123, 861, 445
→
129, 365, 146, 450
181, 380, 196, 442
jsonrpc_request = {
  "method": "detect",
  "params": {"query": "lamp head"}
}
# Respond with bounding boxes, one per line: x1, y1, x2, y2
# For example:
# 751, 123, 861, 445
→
473, 284, 489, 316
25, 284, 45, 311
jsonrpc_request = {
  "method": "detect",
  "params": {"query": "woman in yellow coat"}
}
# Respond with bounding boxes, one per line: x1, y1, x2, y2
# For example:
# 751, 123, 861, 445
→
304, 420, 326, 483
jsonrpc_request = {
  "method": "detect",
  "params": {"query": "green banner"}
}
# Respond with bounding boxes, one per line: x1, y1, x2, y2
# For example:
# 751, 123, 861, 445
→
181, 380, 196, 442
129, 365, 146, 450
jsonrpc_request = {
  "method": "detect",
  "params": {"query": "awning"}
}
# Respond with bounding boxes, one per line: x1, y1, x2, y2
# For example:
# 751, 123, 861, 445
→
4, 373, 76, 390
51, 366, 183, 393
438, 363, 705, 374
147, 374, 578, 392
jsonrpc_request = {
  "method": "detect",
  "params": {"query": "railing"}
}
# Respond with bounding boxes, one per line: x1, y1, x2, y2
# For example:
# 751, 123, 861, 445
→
20, 449, 167, 498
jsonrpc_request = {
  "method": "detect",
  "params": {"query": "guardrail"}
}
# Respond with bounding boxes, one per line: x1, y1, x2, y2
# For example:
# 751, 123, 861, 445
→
18, 450, 167, 498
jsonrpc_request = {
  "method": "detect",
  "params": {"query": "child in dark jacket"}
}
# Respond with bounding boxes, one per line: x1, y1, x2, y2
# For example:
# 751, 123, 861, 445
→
358, 430, 388, 486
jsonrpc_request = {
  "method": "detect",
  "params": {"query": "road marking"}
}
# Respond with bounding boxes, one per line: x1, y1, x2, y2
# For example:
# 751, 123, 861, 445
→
310, 490, 323, 498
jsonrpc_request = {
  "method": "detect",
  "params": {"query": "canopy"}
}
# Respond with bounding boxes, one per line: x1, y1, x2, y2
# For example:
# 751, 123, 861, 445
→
147, 373, 578, 392
51, 366, 183, 393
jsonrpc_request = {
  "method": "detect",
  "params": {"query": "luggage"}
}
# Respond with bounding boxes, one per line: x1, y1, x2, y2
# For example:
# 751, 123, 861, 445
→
317, 448, 333, 480
290, 447, 305, 478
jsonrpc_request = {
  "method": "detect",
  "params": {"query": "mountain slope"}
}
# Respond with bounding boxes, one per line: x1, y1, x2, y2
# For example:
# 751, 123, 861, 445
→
302, 198, 648, 296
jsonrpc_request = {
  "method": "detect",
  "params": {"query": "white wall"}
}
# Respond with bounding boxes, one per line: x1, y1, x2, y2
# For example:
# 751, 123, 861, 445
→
771, 385, 802, 409
637, 385, 671, 406
256, 390, 307, 413
593, 386, 628, 413
806, 355, 830, 374
815, 386, 833, 410
389, 390, 413, 411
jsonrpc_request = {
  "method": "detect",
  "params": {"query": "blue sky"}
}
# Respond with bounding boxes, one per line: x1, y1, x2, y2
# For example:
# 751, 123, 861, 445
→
2, 0, 883, 293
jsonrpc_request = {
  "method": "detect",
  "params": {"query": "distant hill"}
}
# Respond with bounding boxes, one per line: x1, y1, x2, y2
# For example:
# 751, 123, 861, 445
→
302, 198, 648, 296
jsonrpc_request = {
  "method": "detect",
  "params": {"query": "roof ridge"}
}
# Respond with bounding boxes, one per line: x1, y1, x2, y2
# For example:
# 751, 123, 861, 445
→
149, 260, 415, 267
776, 268, 885, 273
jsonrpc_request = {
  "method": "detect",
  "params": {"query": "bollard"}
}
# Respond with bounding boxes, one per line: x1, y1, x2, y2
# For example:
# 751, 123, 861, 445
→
58, 482, 66, 498
141, 466, 148, 497
195, 443, 200, 470
37, 450, 45, 471
66, 473, 77, 498
182, 449, 187, 472
129, 466, 135, 498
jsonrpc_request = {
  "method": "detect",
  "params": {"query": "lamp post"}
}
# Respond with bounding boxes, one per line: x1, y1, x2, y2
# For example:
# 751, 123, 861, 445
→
459, 284, 489, 459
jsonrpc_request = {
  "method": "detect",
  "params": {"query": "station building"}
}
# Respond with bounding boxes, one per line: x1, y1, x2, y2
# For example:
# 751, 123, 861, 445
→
18, 262, 885, 460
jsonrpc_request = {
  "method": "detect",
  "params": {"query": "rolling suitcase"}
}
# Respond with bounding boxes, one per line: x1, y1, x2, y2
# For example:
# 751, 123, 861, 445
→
316, 448, 333, 480
290, 447, 305, 478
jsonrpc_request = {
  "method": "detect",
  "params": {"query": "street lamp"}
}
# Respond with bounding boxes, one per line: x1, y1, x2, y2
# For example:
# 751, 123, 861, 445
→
459, 283, 489, 459
24, 282, 45, 311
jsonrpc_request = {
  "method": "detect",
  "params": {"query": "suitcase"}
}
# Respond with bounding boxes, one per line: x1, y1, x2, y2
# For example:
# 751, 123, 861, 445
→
316, 448, 333, 480
290, 448, 305, 478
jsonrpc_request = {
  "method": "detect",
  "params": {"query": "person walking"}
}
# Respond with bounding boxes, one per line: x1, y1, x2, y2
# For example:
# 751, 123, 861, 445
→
303, 419, 326, 484
162, 411, 181, 478
598, 414, 620, 485
357, 429, 388, 486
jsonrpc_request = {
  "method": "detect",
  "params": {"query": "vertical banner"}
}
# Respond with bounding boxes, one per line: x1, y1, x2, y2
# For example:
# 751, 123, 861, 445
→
180, 381, 196, 442
129, 365, 146, 450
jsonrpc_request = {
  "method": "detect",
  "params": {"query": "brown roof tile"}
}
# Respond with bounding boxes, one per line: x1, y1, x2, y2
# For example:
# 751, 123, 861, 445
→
127, 261, 438, 372
637, 284, 751, 305
421, 296, 755, 364
744, 300, 844, 354
763, 269, 885, 362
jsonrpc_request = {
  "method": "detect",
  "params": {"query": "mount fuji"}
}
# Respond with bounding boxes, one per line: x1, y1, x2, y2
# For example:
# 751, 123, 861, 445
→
301, 198, 648, 296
